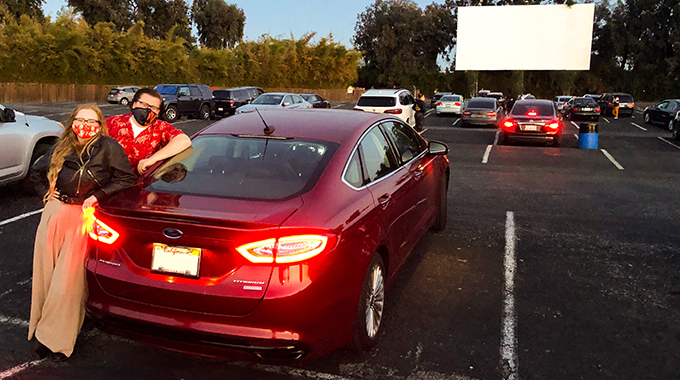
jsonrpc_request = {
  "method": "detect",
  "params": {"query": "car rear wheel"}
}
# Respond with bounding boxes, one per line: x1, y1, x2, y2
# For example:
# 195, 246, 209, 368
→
672, 124, 680, 141
164, 105, 179, 122
120, 98, 129, 106
643, 112, 650, 124
200, 104, 210, 120
431, 176, 448, 232
19, 142, 52, 196
667, 119, 674, 131
350, 254, 385, 352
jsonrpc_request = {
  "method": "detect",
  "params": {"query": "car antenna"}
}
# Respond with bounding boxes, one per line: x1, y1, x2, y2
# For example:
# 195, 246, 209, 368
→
255, 108, 275, 135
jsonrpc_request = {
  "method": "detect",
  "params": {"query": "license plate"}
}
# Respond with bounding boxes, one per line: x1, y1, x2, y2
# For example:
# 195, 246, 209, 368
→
523, 125, 539, 131
473, 114, 483, 117
445, 104, 451, 107
582, 107, 592, 111
151, 243, 201, 278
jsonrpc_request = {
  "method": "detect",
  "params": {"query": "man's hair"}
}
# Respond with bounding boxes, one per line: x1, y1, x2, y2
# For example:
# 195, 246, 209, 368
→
131, 87, 164, 112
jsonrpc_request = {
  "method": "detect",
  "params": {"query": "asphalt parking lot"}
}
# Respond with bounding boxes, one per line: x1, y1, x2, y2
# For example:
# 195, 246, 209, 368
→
1, 102, 679, 380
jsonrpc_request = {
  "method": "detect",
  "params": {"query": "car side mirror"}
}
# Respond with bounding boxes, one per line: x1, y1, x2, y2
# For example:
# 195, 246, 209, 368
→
428, 140, 448, 155
0, 107, 16, 122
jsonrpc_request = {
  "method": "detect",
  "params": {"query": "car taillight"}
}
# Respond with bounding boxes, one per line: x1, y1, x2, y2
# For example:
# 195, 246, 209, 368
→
527, 110, 538, 117
573, 107, 579, 112
630, 102, 635, 108
384, 109, 403, 114
596, 108, 601, 113
487, 111, 497, 117
463, 111, 471, 115
229, 100, 234, 106
502, 118, 516, 130
437, 102, 443, 106
237, 235, 330, 264
86, 212, 119, 245
454, 102, 461, 106
546, 120, 560, 129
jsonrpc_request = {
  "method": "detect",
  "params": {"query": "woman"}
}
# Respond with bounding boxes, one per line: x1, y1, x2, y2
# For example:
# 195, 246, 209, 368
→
28, 104, 136, 361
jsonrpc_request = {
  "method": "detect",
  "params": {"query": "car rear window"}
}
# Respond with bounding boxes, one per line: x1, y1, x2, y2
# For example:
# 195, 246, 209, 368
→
573, 98, 597, 106
155, 85, 177, 95
357, 96, 396, 107
252, 94, 283, 105
511, 102, 555, 117
440, 96, 462, 102
616, 95, 634, 102
109, 89, 120, 94
212, 90, 232, 99
466, 98, 496, 109
146, 135, 338, 201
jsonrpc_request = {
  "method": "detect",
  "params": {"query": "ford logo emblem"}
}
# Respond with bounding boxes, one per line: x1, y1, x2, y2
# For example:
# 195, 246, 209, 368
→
163, 228, 183, 239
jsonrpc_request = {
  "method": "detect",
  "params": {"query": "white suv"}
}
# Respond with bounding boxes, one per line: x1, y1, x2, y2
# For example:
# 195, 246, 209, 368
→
354, 89, 417, 127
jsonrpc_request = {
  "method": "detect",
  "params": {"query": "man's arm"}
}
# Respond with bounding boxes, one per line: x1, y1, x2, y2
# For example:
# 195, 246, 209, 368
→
138, 134, 192, 174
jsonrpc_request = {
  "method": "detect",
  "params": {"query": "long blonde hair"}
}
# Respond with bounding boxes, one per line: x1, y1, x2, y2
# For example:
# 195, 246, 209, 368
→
44, 104, 109, 202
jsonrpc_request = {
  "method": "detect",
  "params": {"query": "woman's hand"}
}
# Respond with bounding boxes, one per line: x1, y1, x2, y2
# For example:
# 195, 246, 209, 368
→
49, 189, 60, 201
82, 195, 98, 211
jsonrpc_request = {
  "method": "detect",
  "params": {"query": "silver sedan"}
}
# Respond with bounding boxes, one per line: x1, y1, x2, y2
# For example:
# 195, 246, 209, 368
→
435, 94, 464, 116
236, 93, 312, 114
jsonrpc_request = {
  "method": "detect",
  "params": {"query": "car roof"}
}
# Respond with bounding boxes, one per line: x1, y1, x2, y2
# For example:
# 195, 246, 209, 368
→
199, 109, 393, 144
361, 89, 408, 97
514, 99, 554, 106
258, 92, 299, 96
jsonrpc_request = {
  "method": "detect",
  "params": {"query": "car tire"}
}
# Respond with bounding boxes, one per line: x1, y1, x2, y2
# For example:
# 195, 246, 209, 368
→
350, 254, 386, 353
431, 176, 448, 232
164, 105, 179, 122
672, 124, 680, 141
643, 112, 650, 124
199, 104, 210, 120
667, 119, 674, 131
120, 98, 129, 106
19, 142, 52, 196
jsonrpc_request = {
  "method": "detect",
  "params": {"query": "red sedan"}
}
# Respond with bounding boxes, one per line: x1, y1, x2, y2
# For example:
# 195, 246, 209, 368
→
85, 109, 450, 361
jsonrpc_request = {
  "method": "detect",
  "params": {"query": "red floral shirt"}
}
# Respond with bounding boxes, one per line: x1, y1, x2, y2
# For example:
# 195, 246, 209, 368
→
106, 114, 184, 173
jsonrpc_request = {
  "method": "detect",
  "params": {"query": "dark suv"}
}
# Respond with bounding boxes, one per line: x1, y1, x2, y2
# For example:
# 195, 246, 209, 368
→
155, 83, 214, 122
598, 93, 635, 117
212, 86, 264, 117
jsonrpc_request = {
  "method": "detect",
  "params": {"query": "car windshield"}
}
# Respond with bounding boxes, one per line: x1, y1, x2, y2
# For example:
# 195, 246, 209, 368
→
558, 97, 572, 102
511, 102, 555, 117
212, 90, 232, 99
146, 135, 338, 201
357, 96, 396, 107
467, 99, 495, 109
252, 94, 284, 105
155, 85, 177, 95
440, 96, 461, 102
573, 98, 597, 106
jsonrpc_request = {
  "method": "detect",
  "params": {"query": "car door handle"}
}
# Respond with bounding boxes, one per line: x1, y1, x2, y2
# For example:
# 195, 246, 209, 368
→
413, 168, 423, 180
378, 194, 391, 208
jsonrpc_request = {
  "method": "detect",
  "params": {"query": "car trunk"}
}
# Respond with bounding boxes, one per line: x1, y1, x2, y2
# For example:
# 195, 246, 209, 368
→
91, 187, 302, 316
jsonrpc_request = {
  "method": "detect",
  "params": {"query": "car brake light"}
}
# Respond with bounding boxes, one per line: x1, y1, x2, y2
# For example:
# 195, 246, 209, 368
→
546, 120, 560, 129
437, 102, 443, 106
596, 108, 601, 113
454, 102, 460, 106
502, 118, 516, 130
86, 212, 120, 245
527, 110, 538, 117
631, 103, 635, 108
487, 111, 497, 117
229, 100, 234, 106
463, 111, 471, 115
384, 109, 403, 114
237, 235, 329, 264
573, 108, 579, 112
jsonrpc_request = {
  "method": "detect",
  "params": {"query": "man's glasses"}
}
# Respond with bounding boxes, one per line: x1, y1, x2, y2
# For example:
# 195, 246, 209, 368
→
74, 118, 100, 125
135, 100, 161, 114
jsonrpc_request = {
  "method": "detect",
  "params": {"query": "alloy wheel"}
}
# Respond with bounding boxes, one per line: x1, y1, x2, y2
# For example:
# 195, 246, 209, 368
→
364, 264, 385, 339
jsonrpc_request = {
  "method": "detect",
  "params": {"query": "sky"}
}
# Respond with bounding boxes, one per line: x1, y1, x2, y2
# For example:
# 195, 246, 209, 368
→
41, 0, 445, 48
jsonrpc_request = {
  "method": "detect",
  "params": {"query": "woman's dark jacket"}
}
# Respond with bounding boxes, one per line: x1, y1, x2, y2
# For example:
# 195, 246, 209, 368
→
32, 136, 136, 202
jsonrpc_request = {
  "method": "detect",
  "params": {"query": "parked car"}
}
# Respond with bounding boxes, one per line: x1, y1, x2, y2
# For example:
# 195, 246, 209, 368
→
430, 92, 451, 108
672, 114, 680, 141
84, 109, 450, 362
212, 87, 265, 117
598, 93, 635, 117
583, 93, 601, 101
155, 83, 214, 122
354, 89, 416, 127
0, 104, 63, 192
300, 94, 331, 109
235, 93, 312, 114
435, 94, 464, 116
461, 97, 502, 127
108, 86, 141, 106
477, 89, 490, 97
553, 96, 573, 112
562, 97, 600, 122
500, 99, 563, 146
643, 99, 680, 131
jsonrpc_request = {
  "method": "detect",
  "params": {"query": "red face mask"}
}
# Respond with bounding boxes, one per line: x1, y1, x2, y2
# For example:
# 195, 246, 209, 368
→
72, 122, 100, 139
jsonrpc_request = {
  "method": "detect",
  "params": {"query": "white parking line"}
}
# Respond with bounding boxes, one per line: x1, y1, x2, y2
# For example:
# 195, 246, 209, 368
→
0, 209, 43, 227
425, 109, 434, 117
630, 122, 647, 131
601, 149, 625, 170
571, 121, 579, 129
0, 360, 45, 380
482, 145, 493, 164
0, 314, 30, 328
501, 211, 518, 380
0, 279, 31, 299
493, 130, 500, 145
452, 119, 460, 127
658, 137, 680, 149
573, 134, 578, 139
603, 118, 610, 123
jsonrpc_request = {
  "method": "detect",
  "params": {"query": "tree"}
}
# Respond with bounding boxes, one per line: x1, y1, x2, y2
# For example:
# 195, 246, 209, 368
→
66, 0, 134, 31
0, 0, 44, 22
191, 0, 244, 49
136, 0, 193, 44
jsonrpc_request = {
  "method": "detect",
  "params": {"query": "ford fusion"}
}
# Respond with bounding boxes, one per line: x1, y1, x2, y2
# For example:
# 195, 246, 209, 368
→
85, 109, 450, 362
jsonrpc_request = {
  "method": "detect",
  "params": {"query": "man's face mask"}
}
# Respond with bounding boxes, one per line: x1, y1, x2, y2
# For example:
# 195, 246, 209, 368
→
132, 107, 158, 126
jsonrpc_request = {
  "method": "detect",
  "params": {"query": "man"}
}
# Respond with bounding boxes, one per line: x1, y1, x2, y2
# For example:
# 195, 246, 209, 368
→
612, 96, 620, 119
107, 88, 192, 175
414, 93, 426, 132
